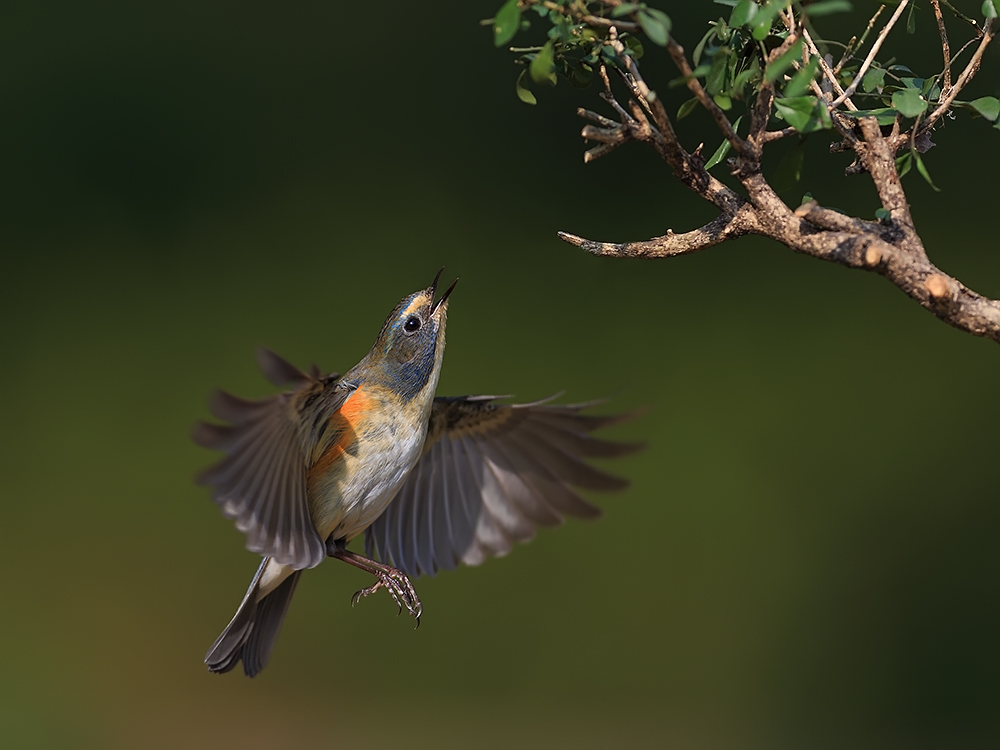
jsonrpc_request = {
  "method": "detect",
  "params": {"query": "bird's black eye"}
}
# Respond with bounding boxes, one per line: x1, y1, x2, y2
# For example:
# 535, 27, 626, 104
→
403, 315, 421, 333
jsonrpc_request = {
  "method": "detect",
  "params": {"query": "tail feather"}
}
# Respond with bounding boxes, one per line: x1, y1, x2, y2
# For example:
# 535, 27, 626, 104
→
205, 560, 302, 677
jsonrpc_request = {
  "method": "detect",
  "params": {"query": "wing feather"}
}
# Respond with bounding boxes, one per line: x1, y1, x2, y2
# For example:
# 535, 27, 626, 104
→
194, 352, 351, 570
457, 435, 511, 561
472, 433, 536, 540
477, 437, 562, 527
450, 437, 491, 567
365, 395, 641, 577
431, 436, 462, 572
402, 456, 429, 575
419, 455, 440, 574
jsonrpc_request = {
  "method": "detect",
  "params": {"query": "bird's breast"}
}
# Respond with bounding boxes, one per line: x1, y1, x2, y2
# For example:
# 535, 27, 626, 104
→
306, 385, 428, 541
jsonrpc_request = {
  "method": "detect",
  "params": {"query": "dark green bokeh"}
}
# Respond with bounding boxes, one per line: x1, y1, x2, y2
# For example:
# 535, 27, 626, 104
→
3, 3, 999, 748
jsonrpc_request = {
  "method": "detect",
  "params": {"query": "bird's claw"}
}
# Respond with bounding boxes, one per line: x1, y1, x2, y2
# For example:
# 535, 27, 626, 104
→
327, 541, 422, 627
350, 568, 422, 626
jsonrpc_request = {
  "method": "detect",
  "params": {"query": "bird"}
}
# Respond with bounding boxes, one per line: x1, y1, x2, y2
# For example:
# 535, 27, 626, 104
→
195, 269, 642, 677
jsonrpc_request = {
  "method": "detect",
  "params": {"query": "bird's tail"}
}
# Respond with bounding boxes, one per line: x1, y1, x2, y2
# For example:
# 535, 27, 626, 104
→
205, 558, 302, 677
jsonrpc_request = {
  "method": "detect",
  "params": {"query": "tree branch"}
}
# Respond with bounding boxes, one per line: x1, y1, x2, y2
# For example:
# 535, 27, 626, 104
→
662, 35, 752, 158
853, 117, 920, 248
931, 0, 953, 93
558, 210, 757, 258
918, 18, 996, 135
834, 5, 885, 76
556, 15, 1000, 343
501, 1, 1000, 343
827, 0, 909, 109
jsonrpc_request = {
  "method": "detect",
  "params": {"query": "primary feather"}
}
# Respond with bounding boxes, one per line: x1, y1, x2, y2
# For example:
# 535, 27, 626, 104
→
365, 396, 644, 578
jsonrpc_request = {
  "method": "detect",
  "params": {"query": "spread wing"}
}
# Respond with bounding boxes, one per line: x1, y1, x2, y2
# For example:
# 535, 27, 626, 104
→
193, 348, 342, 570
364, 395, 643, 578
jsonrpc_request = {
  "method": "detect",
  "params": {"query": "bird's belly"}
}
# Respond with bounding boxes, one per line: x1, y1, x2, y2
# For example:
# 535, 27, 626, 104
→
310, 416, 425, 542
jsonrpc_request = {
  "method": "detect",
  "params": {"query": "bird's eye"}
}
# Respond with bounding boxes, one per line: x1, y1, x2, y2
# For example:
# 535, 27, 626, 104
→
403, 316, 421, 333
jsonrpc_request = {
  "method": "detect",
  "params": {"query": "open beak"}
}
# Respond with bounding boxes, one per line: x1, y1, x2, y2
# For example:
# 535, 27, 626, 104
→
430, 268, 458, 313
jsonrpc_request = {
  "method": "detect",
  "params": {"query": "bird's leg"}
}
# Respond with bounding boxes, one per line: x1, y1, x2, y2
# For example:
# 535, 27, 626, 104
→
326, 538, 422, 624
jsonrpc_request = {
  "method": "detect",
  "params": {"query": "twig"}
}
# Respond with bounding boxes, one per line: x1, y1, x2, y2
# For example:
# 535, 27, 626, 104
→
557, 210, 757, 258
597, 63, 634, 124
794, 200, 884, 235
950, 35, 983, 65
581, 14, 639, 32
761, 127, 798, 143
930, 0, 953, 93
742, 34, 800, 163
940, 0, 980, 28
834, 5, 885, 75
827, 0, 909, 109
801, 27, 852, 107
659, 35, 752, 158
854, 117, 919, 246
918, 18, 996, 134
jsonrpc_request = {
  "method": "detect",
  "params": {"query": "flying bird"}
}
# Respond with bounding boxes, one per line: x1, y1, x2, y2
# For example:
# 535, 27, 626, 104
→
196, 270, 641, 676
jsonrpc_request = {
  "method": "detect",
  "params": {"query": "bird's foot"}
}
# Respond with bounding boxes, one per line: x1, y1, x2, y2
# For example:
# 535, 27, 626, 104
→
327, 540, 422, 626
350, 569, 422, 623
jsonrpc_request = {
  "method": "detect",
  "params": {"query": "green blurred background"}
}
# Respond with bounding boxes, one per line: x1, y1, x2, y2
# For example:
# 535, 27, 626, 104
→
3, 2, 999, 748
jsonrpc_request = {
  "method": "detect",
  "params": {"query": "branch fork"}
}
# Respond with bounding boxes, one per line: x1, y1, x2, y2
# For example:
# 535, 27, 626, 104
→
561, 13, 1000, 342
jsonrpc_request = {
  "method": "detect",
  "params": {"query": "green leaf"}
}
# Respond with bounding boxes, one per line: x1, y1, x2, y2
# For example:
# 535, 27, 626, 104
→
803, 0, 853, 16
892, 88, 928, 117
706, 47, 729, 94
906, 1, 917, 33
895, 151, 912, 177
670, 63, 712, 88
530, 41, 556, 85
862, 67, 885, 93
914, 151, 941, 191
845, 108, 898, 125
985, 0, 999, 19
493, 0, 521, 47
702, 142, 731, 170
714, 93, 733, 110
692, 27, 716, 66
624, 35, 645, 59
784, 55, 818, 97
515, 70, 536, 104
705, 115, 744, 170
969, 96, 1000, 121
638, 8, 672, 46
750, 0, 791, 40
774, 95, 833, 132
729, 0, 759, 27
875, 208, 890, 220
765, 39, 804, 83
612, 2, 642, 17
733, 59, 761, 93
677, 97, 700, 120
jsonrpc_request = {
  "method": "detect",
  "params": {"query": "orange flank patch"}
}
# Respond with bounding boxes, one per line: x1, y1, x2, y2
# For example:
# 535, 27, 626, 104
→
307, 387, 370, 487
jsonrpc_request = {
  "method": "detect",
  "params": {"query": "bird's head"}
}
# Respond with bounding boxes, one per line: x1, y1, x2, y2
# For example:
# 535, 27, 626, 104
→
358, 268, 458, 400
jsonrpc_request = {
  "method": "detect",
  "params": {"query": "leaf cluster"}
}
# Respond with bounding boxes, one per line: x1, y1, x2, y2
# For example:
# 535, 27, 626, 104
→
491, 0, 653, 102
488, 0, 999, 189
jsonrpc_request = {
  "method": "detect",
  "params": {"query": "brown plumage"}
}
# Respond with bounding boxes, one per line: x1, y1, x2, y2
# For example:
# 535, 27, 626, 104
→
197, 273, 642, 677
